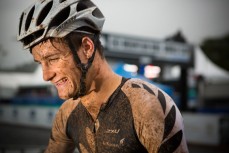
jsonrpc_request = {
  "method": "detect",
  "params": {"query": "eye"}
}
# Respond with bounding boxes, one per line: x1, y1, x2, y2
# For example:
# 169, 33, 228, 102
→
34, 59, 41, 65
49, 57, 60, 65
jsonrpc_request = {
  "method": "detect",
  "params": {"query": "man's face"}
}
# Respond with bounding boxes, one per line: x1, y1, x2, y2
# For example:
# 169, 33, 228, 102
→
31, 39, 80, 100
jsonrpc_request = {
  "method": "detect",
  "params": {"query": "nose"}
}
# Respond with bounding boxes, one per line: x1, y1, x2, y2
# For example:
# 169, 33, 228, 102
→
42, 65, 55, 81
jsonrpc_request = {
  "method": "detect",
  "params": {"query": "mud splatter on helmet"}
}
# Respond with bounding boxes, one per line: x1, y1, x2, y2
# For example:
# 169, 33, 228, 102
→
17, 0, 105, 49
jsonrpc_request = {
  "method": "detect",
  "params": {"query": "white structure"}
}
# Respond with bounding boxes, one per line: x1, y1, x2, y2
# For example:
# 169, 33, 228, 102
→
0, 66, 50, 99
194, 46, 229, 82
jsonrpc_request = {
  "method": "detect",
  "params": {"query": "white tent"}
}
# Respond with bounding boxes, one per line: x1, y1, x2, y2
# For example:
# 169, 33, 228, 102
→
194, 46, 229, 82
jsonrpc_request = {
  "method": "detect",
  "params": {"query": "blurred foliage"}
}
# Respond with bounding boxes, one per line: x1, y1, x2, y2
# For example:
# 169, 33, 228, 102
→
201, 34, 229, 72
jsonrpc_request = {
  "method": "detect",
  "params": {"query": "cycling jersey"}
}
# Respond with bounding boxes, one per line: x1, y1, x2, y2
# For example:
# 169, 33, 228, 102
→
45, 78, 189, 153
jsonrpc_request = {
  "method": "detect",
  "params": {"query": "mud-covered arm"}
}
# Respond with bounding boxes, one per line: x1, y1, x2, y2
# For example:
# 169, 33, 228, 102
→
44, 99, 79, 153
122, 79, 189, 153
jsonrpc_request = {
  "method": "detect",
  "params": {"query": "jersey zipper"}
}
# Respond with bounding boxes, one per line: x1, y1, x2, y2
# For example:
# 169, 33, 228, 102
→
94, 108, 104, 153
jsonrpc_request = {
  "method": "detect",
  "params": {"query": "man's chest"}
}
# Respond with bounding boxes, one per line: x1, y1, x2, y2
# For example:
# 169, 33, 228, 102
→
66, 92, 147, 153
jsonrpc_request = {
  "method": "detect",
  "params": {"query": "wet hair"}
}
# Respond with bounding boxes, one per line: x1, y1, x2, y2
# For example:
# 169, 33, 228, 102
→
65, 31, 105, 59
30, 31, 104, 59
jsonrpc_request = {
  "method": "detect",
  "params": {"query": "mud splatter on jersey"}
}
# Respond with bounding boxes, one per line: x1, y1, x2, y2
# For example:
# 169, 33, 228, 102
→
45, 78, 189, 153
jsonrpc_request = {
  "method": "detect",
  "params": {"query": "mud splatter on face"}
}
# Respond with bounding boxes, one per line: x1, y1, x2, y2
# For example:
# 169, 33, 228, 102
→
31, 38, 82, 100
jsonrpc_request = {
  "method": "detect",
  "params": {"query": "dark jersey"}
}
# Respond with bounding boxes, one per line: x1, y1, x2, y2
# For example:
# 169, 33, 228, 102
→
45, 78, 189, 153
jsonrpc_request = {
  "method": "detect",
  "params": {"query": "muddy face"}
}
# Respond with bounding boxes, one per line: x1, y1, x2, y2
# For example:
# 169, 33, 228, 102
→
31, 38, 81, 100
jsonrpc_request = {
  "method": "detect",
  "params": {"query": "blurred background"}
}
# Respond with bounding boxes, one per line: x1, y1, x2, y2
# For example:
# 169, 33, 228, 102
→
0, 0, 229, 152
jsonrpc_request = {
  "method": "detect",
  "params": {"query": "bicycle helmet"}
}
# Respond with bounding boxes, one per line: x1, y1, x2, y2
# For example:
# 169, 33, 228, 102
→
18, 0, 105, 98
17, 0, 105, 49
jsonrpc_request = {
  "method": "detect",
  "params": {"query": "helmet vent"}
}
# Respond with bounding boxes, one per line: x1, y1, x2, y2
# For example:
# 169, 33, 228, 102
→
25, 6, 35, 31
22, 29, 44, 47
59, 0, 67, 3
76, 1, 91, 12
49, 6, 70, 28
92, 8, 103, 18
37, 1, 53, 26
19, 13, 24, 35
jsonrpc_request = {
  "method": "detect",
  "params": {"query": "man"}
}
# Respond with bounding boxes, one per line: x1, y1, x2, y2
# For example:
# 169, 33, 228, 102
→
17, 0, 189, 152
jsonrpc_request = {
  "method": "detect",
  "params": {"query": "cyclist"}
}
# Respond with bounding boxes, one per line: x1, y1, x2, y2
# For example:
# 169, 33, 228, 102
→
17, 0, 189, 152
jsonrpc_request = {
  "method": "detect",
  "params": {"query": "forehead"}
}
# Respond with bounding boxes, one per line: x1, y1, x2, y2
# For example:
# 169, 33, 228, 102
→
31, 38, 69, 58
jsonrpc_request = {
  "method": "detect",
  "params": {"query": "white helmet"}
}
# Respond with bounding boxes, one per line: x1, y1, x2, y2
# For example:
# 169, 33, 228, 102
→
17, 0, 105, 49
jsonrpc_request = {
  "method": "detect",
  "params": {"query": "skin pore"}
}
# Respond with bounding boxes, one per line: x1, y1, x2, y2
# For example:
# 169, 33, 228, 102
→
32, 37, 122, 120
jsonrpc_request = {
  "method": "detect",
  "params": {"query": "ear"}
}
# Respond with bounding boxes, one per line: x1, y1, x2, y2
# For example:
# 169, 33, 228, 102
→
81, 37, 94, 59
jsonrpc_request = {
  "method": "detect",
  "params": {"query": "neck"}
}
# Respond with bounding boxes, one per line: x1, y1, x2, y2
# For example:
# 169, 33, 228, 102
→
81, 58, 122, 120
91, 59, 122, 101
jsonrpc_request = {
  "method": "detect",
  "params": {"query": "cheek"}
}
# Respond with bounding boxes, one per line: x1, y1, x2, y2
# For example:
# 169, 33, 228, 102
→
58, 57, 80, 83
66, 64, 81, 84
59, 57, 76, 71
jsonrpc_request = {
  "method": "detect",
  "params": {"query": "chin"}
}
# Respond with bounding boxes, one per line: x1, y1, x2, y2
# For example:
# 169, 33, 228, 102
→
58, 95, 69, 100
57, 92, 69, 100
58, 91, 77, 100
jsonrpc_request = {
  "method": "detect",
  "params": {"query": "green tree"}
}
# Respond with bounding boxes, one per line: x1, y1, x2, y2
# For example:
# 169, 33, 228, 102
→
201, 34, 229, 72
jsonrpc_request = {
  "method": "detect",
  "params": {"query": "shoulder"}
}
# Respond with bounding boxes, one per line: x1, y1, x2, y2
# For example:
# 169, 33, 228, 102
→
122, 78, 175, 115
121, 78, 165, 151
122, 78, 188, 152
51, 98, 80, 140
121, 77, 167, 118
57, 98, 80, 121
121, 78, 184, 132
46, 98, 78, 152
53, 98, 80, 131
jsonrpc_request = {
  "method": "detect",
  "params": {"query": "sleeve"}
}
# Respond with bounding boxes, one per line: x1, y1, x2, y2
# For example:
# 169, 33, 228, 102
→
44, 98, 79, 153
122, 79, 189, 153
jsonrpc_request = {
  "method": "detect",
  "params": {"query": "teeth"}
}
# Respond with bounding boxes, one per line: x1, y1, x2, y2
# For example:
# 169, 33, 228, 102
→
56, 78, 67, 86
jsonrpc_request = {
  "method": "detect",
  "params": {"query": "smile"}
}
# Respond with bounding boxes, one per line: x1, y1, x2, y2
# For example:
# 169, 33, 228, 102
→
55, 78, 68, 87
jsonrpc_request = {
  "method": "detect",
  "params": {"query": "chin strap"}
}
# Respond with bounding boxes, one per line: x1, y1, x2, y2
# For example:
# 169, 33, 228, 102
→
67, 34, 97, 99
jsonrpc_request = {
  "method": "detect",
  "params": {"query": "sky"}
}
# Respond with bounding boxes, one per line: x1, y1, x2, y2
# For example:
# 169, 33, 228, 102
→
0, 0, 229, 68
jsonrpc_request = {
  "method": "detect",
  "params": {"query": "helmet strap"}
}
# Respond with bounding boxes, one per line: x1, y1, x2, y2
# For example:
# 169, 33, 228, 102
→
67, 34, 97, 99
